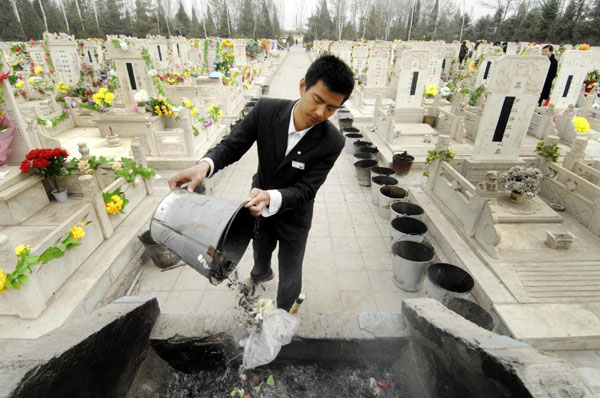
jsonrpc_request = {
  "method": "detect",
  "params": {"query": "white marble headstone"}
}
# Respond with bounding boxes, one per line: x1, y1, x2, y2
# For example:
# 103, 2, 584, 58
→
549, 50, 594, 109
352, 43, 370, 75
472, 56, 549, 161
475, 54, 502, 88
366, 42, 390, 88
426, 46, 445, 86
48, 45, 81, 86
395, 49, 430, 109
233, 39, 246, 66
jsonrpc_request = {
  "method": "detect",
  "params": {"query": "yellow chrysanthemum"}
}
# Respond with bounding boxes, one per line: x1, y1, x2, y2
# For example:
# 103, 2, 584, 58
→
183, 99, 192, 108
110, 195, 123, 206
573, 117, 590, 133
34, 66, 43, 74
15, 244, 30, 256
208, 104, 216, 112
0, 269, 6, 294
28, 78, 34, 84
217, 110, 223, 118
168, 110, 173, 116
156, 110, 162, 115
425, 85, 439, 97
191, 107, 199, 116
105, 201, 121, 215
15, 80, 24, 88
99, 88, 107, 96
56, 81, 70, 94
469, 61, 477, 70
69, 225, 85, 240
93, 93, 102, 105
161, 105, 167, 111
104, 92, 114, 104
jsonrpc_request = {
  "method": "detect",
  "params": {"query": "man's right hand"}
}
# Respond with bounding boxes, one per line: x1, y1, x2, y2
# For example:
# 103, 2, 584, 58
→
168, 161, 211, 192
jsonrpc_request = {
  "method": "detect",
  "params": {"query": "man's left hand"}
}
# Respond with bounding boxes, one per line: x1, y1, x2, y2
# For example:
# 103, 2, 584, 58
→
245, 188, 270, 217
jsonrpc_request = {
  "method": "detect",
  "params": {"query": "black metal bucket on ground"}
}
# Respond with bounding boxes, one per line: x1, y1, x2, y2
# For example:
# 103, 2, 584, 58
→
392, 240, 435, 291
150, 190, 255, 285
353, 152, 373, 162
343, 128, 362, 154
442, 297, 495, 331
359, 146, 379, 161
354, 159, 378, 186
425, 263, 475, 302
371, 167, 395, 184
391, 202, 425, 220
138, 230, 180, 269
390, 216, 427, 247
379, 186, 409, 219
354, 140, 373, 153
371, 176, 398, 206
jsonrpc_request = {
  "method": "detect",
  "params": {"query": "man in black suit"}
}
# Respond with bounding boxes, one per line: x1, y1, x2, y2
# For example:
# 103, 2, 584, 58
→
169, 55, 355, 311
539, 44, 558, 106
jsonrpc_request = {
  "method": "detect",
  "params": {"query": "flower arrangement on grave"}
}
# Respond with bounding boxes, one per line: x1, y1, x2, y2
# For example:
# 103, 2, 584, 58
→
102, 188, 129, 215
534, 141, 561, 163
573, 116, 590, 133
578, 43, 590, 51
424, 85, 439, 98
423, 148, 457, 176
584, 70, 599, 93
245, 40, 259, 59
469, 85, 486, 106
214, 40, 235, 75
0, 224, 85, 294
149, 97, 177, 118
198, 104, 222, 129
92, 87, 115, 109
111, 38, 131, 51
134, 90, 150, 112
20, 148, 70, 194
157, 72, 185, 86
181, 97, 199, 117
499, 166, 542, 201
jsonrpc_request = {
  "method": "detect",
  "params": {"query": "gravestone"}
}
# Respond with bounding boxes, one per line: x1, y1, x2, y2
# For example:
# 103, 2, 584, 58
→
26, 44, 50, 74
233, 39, 246, 66
46, 33, 81, 87
395, 49, 430, 113
80, 39, 105, 74
170, 36, 190, 68
105, 36, 156, 107
442, 46, 456, 77
550, 50, 595, 109
475, 54, 503, 88
147, 36, 169, 71
205, 40, 217, 71
426, 45, 445, 87
506, 43, 518, 56
352, 42, 370, 75
366, 42, 390, 88
471, 56, 549, 161
188, 39, 203, 67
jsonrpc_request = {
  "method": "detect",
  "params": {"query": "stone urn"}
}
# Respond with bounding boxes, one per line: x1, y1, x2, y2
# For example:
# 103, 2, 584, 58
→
106, 134, 120, 147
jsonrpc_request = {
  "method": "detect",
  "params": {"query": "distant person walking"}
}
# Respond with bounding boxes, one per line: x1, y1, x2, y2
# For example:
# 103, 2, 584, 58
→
538, 44, 558, 106
459, 41, 468, 64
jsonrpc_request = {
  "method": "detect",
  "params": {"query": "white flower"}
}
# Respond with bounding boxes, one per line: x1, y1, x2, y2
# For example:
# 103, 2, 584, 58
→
46, 120, 53, 127
250, 298, 275, 323
134, 90, 150, 103
440, 87, 452, 97
112, 161, 122, 171
148, 69, 157, 77
119, 41, 128, 51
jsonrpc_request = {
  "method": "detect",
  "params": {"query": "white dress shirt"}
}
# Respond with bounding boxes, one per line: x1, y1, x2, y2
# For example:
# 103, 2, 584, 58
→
200, 102, 313, 217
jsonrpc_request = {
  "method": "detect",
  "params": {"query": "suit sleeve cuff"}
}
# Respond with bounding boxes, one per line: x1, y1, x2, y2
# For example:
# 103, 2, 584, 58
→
261, 190, 281, 217
197, 157, 214, 178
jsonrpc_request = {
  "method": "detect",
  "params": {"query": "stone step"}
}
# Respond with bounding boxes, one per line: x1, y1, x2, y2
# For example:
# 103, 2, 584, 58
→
0, 166, 29, 192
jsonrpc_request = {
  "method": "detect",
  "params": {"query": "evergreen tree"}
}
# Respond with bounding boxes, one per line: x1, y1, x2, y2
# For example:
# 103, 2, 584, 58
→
17, 0, 45, 39
189, 7, 201, 38
317, 0, 333, 39
217, 2, 230, 37
134, 0, 155, 38
256, 0, 273, 38
364, 5, 383, 40
156, 2, 169, 37
0, 1, 26, 41
204, 6, 217, 37
64, 0, 86, 38
174, 3, 191, 36
428, 0, 439, 40
342, 20, 356, 40
33, 0, 67, 34
539, 0, 560, 42
271, 2, 281, 38
237, 0, 254, 38
81, 0, 102, 38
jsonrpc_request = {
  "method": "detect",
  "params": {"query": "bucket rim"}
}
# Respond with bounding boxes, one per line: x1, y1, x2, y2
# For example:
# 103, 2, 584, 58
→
354, 159, 378, 168
391, 201, 424, 216
427, 263, 475, 293
392, 240, 435, 262
380, 185, 409, 198
391, 216, 428, 235
372, 175, 398, 186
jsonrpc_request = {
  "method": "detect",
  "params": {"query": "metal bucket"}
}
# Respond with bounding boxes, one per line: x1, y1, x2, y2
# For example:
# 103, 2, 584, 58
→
339, 118, 353, 130
150, 190, 255, 285
390, 216, 428, 247
442, 297, 495, 331
425, 263, 474, 302
371, 176, 398, 206
354, 159, 378, 186
359, 146, 379, 161
378, 186, 409, 219
138, 230, 180, 269
353, 152, 373, 162
343, 128, 362, 154
392, 240, 435, 292
353, 140, 373, 153
371, 167, 395, 178
261, 85, 270, 95
391, 202, 425, 221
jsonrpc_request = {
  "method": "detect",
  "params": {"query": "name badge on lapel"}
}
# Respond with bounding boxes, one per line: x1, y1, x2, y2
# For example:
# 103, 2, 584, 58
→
292, 160, 305, 170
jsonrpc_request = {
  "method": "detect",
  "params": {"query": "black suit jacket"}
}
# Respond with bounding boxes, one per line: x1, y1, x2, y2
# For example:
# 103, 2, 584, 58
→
204, 98, 345, 226
541, 54, 558, 100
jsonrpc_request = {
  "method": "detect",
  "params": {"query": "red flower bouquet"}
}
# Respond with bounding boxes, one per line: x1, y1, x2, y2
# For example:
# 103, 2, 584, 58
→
20, 148, 70, 193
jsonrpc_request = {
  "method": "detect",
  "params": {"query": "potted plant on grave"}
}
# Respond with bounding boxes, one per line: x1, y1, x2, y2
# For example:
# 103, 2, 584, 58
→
133, 90, 150, 113
498, 166, 542, 202
20, 148, 71, 202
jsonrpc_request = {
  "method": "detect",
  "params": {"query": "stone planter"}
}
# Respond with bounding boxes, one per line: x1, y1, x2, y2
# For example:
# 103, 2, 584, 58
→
545, 231, 576, 250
